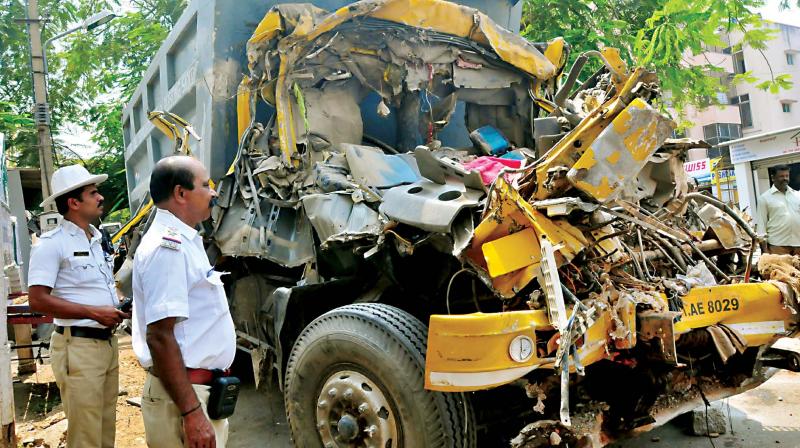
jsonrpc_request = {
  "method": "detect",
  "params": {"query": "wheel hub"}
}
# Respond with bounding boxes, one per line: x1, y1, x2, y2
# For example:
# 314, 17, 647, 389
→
316, 370, 398, 447
336, 414, 359, 441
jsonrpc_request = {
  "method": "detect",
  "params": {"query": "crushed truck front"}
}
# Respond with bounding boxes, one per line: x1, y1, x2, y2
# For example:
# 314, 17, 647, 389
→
116, 1, 800, 446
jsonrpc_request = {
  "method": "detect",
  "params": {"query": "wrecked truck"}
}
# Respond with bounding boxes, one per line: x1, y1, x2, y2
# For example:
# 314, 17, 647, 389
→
115, 0, 800, 446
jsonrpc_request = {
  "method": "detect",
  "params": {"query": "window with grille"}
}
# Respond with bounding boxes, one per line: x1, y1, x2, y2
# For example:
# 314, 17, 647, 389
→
730, 94, 752, 127
702, 123, 742, 148
732, 47, 747, 74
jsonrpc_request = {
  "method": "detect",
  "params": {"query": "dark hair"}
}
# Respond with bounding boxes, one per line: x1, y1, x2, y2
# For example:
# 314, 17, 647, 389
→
773, 164, 791, 174
149, 157, 196, 204
55, 186, 87, 215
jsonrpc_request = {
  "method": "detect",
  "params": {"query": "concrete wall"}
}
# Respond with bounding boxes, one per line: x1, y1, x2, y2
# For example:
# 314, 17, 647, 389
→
683, 103, 742, 141
734, 22, 800, 136
682, 23, 800, 145
6, 169, 29, 289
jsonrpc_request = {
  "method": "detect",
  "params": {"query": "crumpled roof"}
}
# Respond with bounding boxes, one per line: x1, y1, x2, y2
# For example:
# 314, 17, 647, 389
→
247, 0, 559, 79
242, 0, 566, 171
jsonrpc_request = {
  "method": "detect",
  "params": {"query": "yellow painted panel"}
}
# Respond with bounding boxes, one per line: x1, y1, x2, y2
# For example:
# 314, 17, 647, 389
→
476, 18, 554, 79
568, 97, 673, 203
482, 228, 540, 278
371, 0, 557, 78
467, 178, 588, 296
611, 100, 636, 134
573, 175, 615, 203
544, 37, 566, 67
605, 150, 621, 165
531, 68, 652, 201
425, 307, 621, 391
425, 311, 548, 391
572, 146, 598, 171
674, 283, 792, 346
575, 312, 614, 366
236, 77, 251, 143
248, 10, 283, 44
370, 0, 477, 36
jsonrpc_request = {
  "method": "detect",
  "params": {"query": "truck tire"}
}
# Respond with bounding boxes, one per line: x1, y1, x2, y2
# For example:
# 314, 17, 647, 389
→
284, 303, 476, 448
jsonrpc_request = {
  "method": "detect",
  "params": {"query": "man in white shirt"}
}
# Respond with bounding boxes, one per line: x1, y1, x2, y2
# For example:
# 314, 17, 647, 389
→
756, 165, 800, 255
28, 165, 128, 448
132, 156, 235, 447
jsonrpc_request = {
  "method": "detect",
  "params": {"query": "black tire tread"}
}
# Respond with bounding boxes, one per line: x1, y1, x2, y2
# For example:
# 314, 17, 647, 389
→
285, 303, 476, 448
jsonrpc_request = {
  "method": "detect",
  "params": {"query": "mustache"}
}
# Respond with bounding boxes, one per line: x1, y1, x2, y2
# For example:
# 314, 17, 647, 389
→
98, 199, 104, 207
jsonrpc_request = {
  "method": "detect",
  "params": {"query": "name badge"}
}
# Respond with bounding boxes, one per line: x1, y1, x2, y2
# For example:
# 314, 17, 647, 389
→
73, 251, 90, 256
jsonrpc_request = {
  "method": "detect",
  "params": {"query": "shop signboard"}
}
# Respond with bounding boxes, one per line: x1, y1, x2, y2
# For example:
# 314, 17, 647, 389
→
730, 128, 800, 164
711, 169, 736, 182
684, 157, 712, 181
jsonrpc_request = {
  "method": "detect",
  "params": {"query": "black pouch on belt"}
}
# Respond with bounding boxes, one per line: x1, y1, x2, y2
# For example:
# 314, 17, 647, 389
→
207, 370, 240, 420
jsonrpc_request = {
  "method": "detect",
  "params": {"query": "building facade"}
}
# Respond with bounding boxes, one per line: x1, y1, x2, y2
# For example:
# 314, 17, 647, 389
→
681, 21, 800, 216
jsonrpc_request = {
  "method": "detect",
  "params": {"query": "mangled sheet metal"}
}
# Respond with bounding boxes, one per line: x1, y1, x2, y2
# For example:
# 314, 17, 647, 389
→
463, 177, 588, 297
696, 203, 749, 249
567, 98, 674, 203
168, 1, 800, 446
214, 197, 315, 267
380, 178, 484, 233
301, 193, 383, 247
343, 144, 419, 189
244, 0, 560, 164
214, 0, 570, 261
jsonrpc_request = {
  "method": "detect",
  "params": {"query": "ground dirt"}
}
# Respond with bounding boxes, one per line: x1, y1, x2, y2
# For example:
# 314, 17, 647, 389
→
12, 335, 800, 447
12, 335, 288, 448
14, 337, 147, 447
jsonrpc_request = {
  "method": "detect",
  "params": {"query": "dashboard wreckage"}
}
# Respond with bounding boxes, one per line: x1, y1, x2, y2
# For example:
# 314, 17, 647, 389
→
115, 1, 800, 446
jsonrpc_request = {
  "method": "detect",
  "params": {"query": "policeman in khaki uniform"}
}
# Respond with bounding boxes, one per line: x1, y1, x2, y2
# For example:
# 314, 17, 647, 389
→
28, 165, 129, 448
132, 156, 236, 447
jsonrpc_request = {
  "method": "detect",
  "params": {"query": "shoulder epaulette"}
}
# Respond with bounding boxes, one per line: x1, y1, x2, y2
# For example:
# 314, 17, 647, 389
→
160, 226, 182, 251
40, 226, 63, 239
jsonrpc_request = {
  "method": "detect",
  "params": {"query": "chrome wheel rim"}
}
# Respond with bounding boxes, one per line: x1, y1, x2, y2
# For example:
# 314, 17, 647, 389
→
316, 370, 398, 448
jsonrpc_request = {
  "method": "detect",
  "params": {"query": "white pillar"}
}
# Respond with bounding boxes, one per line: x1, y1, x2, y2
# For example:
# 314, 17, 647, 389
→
0, 216, 16, 447
734, 161, 757, 215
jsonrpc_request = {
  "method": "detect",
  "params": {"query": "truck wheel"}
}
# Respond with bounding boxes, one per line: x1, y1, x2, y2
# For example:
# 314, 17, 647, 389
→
284, 303, 476, 448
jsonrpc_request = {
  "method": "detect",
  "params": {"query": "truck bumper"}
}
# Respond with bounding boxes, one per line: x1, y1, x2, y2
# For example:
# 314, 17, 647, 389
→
426, 282, 797, 392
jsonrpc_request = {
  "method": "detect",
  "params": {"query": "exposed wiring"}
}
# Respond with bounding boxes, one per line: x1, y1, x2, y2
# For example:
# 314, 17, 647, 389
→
446, 268, 475, 315
694, 381, 717, 448
637, 229, 652, 280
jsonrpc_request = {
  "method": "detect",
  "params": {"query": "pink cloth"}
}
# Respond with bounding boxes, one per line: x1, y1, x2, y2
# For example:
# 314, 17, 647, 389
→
462, 157, 522, 185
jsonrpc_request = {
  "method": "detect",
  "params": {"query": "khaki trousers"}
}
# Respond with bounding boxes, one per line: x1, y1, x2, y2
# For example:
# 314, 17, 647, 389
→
142, 372, 229, 447
767, 244, 800, 256
50, 330, 118, 448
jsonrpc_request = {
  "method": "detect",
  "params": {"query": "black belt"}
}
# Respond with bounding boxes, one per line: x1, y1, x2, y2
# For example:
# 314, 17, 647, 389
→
55, 325, 114, 340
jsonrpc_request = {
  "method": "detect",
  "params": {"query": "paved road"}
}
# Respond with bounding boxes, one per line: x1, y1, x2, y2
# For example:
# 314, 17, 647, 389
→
616, 370, 800, 448
229, 371, 800, 448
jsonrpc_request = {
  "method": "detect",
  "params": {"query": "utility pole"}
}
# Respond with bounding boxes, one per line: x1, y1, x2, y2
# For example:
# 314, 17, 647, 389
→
25, 0, 56, 212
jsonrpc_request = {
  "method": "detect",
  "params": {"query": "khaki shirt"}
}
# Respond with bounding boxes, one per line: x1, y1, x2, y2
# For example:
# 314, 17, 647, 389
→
756, 185, 800, 247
